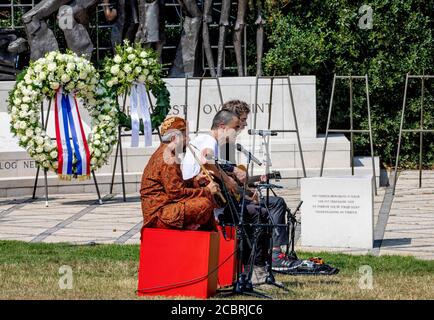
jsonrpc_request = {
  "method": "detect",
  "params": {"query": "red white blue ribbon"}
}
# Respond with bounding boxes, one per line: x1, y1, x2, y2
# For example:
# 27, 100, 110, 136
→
130, 82, 152, 147
54, 88, 90, 180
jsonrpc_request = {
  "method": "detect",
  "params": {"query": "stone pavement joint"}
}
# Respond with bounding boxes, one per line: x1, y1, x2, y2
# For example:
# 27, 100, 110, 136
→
0, 198, 37, 219
30, 194, 115, 243
114, 222, 142, 244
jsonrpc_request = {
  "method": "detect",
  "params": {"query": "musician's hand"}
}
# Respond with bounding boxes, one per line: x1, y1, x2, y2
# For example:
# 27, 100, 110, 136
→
185, 223, 200, 231
195, 171, 210, 186
226, 177, 239, 195
251, 190, 259, 203
206, 181, 221, 195
233, 167, 247, 184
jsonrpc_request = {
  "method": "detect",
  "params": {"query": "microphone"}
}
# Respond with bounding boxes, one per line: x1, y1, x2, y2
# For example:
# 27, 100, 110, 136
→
248, 129, 278, 136
236, 143, 262, 166
256, 183, 283, 190
205, 154, 235, 165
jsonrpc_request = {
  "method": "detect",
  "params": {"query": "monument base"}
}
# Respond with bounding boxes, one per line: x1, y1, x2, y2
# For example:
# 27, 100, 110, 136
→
300, 176, 374, 250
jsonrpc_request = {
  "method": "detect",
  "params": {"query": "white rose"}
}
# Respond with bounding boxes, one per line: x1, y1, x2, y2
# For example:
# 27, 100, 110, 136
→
19, 121, 27, 130
90, 157, 97, 165
66, 83, 74, 91
19, 111, 28, 118
94, 149, 101, 157
140, 51, 148, 58
47, 63, 57, 72
61, 74, 71, 83
66, 62, 75, 71
94, 133, 101, 140
22, 96, 31, 103
13, 98, 21, 105
128, 54, 136, 61
135, 66, 142, 73
56, 54, 65, 62
36, 146, 43, 153
110, 65, 120, 75
36, 137, 44, 145
51, 82, 60, 90
39, 72, 47, 81
26, 129, 34, 137
50, 150, 58, 158
143, 69, 149, 76
147, 75, 154, 83
118, 71, 125, 79
35, 127, 42, 134
114, 55, 122, 63
34, 65, 42, 73
93, 140, 101, 146
123, 64, 132, 73
126, 47, 133, 53
138, 75, 146, 83
29, 116, 37, 124
20, 136, 28, 143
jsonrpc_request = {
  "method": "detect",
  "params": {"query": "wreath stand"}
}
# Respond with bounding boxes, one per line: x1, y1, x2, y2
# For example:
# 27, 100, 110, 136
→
109, 88, 162, 202
31, 100, 103, 207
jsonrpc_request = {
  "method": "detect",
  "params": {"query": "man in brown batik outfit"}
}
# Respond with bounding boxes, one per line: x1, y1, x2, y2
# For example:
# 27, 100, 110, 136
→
140, 116, 220, 231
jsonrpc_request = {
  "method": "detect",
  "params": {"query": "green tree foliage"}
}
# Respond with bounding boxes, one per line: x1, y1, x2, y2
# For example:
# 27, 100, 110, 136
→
263, 0, 434, 168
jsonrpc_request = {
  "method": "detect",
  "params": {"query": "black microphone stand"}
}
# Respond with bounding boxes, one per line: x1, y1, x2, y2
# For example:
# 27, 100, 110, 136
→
255, 184, 289, 291
285, 201, 302, 260
215, 156, 271, 299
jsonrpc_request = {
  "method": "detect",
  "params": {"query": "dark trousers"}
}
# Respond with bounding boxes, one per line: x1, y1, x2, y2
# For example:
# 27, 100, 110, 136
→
226, 196, 288, 266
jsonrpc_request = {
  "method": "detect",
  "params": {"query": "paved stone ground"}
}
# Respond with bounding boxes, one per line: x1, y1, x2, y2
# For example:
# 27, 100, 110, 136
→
0, 170, 433, 260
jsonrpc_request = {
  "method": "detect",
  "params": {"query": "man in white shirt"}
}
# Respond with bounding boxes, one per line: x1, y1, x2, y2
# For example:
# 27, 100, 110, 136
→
182, 109, 242, 196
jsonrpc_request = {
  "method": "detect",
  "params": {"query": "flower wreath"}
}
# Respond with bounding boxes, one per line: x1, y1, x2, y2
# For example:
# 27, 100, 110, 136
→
8, 51, 119, 179
102, 41, 170, 138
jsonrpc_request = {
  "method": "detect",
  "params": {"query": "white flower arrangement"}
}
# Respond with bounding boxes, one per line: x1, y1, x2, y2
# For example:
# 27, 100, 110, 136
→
103, 40, 163, 96
8, 51, 119, 175
102, 41, 171, 132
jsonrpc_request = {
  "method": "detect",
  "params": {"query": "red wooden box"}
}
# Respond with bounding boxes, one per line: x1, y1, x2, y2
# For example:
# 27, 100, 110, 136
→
137, 228, 220, 299
217, 226, 238, 288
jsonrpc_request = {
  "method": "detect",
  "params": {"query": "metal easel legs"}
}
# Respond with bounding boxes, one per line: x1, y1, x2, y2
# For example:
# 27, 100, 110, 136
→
319, 74, 377, 195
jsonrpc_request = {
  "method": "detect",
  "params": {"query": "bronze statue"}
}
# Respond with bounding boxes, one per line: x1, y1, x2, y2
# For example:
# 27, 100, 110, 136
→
13, 0, 266, 76
103, 0, 139, 48
22, 0, 98, 60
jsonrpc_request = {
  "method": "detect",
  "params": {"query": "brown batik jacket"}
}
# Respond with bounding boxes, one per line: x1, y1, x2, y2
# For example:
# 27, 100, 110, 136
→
140, 144, 212, 228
